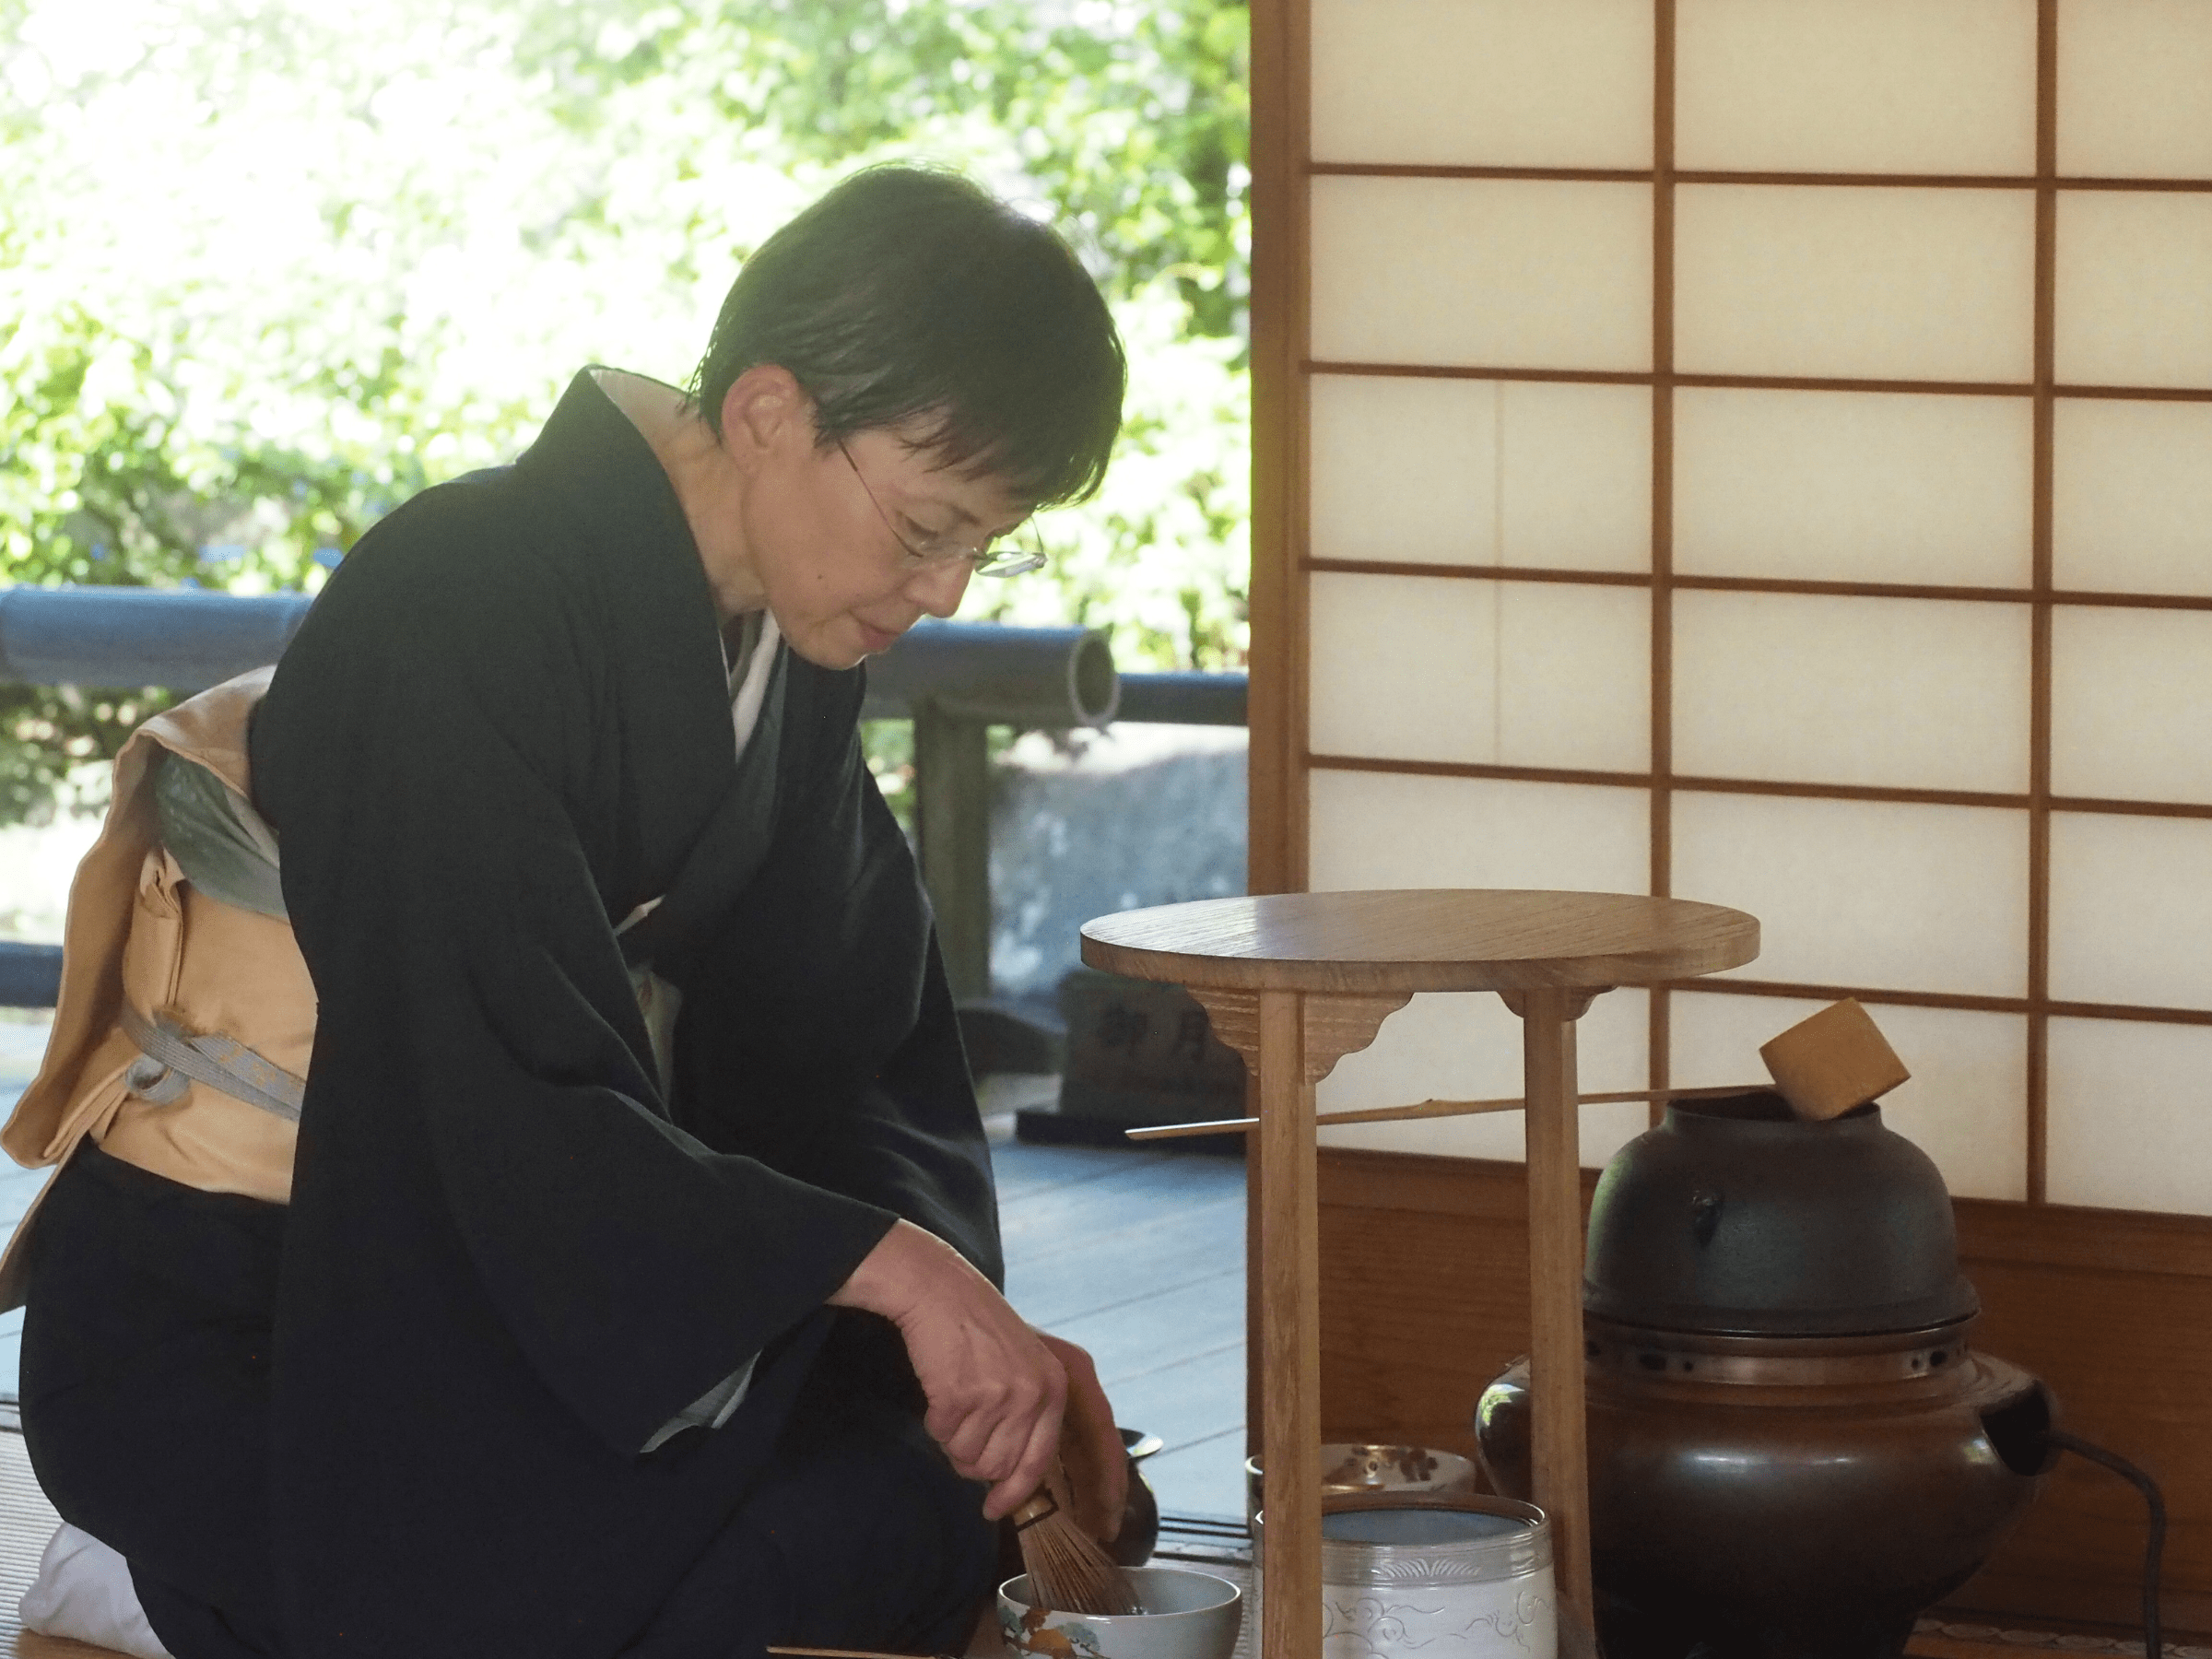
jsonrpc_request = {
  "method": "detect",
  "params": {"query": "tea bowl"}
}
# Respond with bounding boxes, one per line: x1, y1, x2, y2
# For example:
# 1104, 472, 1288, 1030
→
999, 1565, 1242, 1659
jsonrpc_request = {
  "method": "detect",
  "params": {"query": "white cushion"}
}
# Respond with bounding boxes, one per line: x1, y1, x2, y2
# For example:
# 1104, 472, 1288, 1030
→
19, 1522, 174, 1659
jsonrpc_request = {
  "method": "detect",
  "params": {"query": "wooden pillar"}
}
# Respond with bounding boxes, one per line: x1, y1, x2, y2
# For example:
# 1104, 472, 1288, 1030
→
1190, 986, 1405, 1659
1513, 986, 1598, 1659
1256, 989, 1321, 1659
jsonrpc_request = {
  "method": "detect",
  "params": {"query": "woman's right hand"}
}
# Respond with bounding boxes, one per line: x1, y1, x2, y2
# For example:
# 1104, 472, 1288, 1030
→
828, 1218, 1068, 1521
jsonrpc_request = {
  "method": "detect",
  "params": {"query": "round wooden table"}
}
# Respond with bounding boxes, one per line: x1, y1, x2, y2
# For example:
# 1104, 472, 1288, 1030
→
1081, 890, 1759, 1659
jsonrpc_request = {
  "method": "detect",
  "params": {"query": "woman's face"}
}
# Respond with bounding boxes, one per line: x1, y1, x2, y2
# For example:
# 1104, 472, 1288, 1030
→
742, 414, 1030, 672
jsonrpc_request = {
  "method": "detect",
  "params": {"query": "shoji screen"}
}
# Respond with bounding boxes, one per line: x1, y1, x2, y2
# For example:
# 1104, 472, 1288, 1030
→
1250, 0, 2212, 1213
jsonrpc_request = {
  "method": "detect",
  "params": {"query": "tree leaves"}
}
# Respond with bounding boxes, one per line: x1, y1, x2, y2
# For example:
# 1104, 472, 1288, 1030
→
0, 0, 1251, 826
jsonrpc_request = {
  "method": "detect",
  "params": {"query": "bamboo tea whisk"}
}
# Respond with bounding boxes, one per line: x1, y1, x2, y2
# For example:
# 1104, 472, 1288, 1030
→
1011, 1461, 1141, 1617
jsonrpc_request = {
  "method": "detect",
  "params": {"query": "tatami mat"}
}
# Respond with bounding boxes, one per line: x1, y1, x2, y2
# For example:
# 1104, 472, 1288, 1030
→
0, 1432, 2190, 1659
0, 1430, 124, 1657
0, 1425, 1248, 1659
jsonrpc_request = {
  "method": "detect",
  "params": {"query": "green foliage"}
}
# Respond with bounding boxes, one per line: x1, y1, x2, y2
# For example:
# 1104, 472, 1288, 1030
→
0, 308, 182, 818
0, 684, 171, 826
518, 0, 1249, 336
0, 0, 1250, 826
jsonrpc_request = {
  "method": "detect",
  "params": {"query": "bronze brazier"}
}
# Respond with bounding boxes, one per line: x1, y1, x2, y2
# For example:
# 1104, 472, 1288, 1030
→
1475, 1092, 2056, 1659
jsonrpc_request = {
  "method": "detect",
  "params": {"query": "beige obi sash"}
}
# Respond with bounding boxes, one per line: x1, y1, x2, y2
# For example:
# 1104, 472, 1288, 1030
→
0, 669, 311, 1310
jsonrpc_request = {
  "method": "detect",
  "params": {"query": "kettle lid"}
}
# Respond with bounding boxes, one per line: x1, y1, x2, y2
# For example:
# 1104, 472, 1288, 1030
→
1582, 1091, 1979, 1337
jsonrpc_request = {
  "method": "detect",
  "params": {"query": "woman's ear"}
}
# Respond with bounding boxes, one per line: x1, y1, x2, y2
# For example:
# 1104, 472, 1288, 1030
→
718, 364, 812, 476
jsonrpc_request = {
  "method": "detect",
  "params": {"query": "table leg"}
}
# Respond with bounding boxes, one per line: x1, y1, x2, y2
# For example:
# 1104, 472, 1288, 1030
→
1257, 988, 1320, 1659
1518, 987, 1597, 1658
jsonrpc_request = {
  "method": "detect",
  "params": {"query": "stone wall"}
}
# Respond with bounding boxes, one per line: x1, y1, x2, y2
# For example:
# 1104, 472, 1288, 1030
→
989, 724, 1248, 1001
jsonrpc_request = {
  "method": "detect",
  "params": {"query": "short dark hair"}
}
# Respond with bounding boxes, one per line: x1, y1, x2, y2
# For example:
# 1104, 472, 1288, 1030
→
689, 165, 1126, 509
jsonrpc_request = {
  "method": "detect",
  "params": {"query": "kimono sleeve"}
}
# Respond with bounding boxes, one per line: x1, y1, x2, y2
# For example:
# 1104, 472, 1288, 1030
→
669, 674, 1005, 1293
250, 507, 899, 1456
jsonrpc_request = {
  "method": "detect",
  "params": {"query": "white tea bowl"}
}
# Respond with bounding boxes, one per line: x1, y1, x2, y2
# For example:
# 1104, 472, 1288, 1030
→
999, 1565, 1243, 1659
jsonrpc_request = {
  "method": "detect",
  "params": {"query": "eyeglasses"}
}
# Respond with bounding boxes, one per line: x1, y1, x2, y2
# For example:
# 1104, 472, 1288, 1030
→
837, 439, 1048, 578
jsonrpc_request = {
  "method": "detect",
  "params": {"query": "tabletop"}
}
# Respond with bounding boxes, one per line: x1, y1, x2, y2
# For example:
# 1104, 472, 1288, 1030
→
1080, 889, 1759, 995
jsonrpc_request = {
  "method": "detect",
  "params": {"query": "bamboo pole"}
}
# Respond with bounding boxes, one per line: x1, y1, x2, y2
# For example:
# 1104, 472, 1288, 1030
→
1124, 1080, 1771, 1142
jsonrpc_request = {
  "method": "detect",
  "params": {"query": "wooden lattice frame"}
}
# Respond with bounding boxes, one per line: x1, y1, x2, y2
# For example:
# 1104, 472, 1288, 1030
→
1249, 0, 2212, 1205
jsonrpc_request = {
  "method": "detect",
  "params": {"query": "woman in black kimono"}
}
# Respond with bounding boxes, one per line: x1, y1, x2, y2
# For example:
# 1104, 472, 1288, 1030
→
19, 165, 1130, 1657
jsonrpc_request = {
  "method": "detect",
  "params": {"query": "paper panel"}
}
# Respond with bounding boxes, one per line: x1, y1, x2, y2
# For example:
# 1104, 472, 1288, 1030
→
2049, 813, 2212, 1010
1669, 992, 2027, 1200
1308, 573, 1649, 771
2056, 0, 2212, 180
1496, 582, 1650, 772
2052, 608, 2212, 804
1672, 793, 2029, 996
1311, 0, 1653, 169
2052, 398, 2212, 595
1309, 771, 1649, 894
2047, 1018, 2212, 1216
1674, 388, 2032, 586
1309, 376, 1651, 572
1311, 178, 1652, 371
1310, 376, 1498, 568
2054, 194, 2212, 390
1309, 573, 1494, 764
1317, 988, 1653, 1169
1676, 0, 2036, 176
1675, 185, 2036, 383
1496, 382, 1653, 572
1673, 591, 2031, 793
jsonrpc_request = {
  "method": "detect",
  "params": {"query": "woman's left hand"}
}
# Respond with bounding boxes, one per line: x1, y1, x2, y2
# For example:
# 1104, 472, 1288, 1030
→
1035, 1330, 1127, 1544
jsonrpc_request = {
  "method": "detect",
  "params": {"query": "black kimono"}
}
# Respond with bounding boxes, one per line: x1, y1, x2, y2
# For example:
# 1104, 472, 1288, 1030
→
21, 373, 1003, 1657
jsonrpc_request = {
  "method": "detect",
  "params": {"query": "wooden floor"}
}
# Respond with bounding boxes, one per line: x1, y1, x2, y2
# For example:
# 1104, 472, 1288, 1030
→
982, 1075, 1247, 1520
